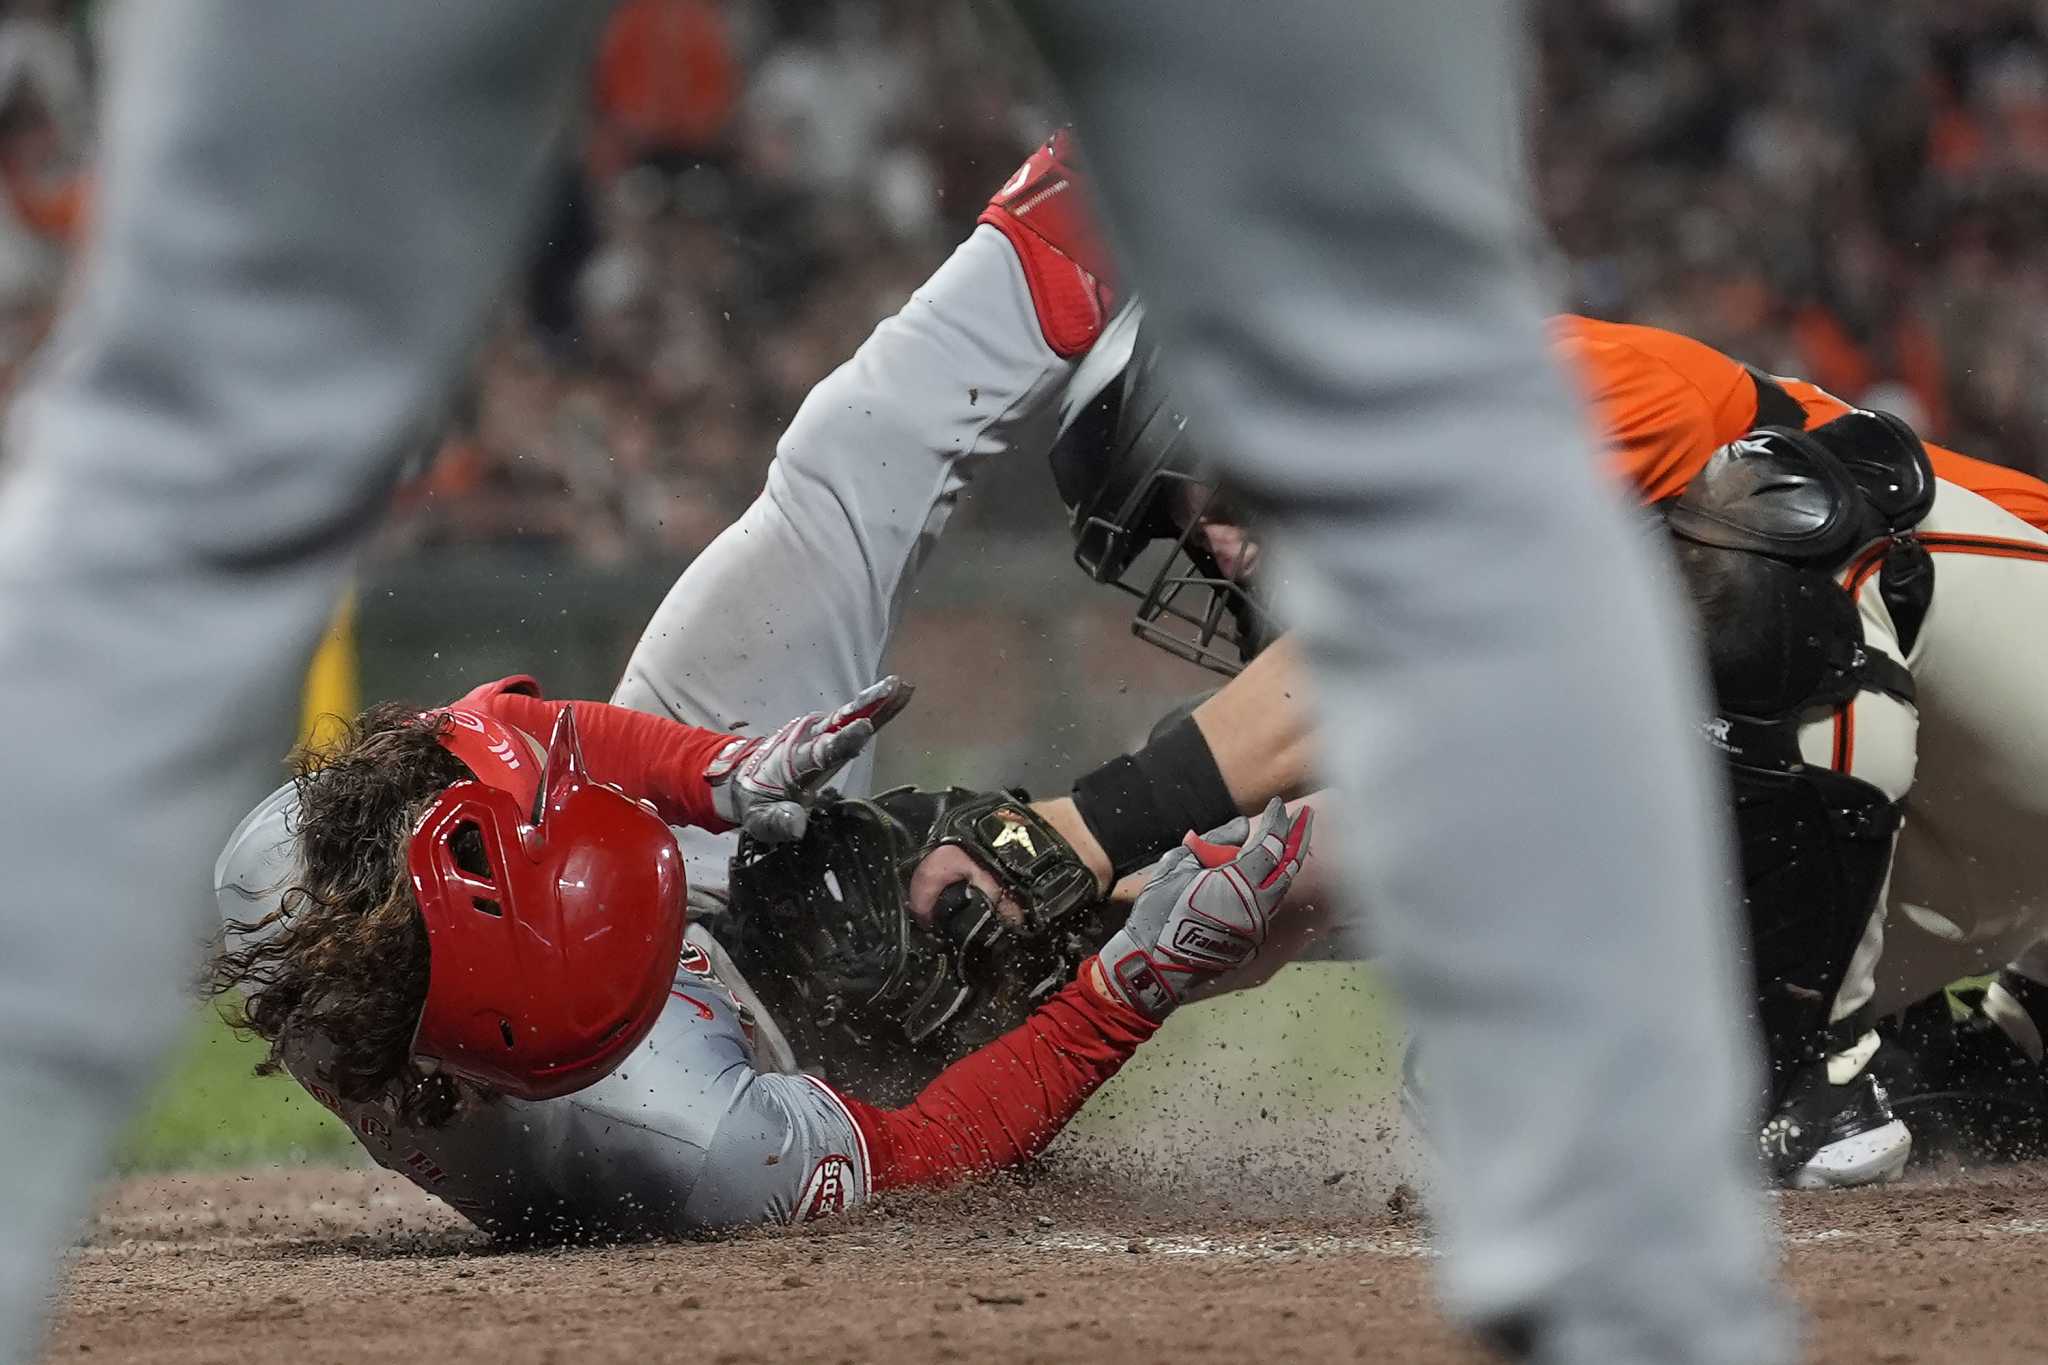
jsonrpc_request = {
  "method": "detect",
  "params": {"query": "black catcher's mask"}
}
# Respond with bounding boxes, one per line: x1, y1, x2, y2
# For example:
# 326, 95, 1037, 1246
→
1049, 310, 1277, 677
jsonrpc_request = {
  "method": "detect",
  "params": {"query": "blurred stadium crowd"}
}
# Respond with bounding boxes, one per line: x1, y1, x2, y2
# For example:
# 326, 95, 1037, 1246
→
3, 0, 2048, 563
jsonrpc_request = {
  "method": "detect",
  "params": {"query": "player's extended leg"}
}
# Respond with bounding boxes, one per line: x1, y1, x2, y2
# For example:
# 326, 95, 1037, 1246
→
0, 5, 600, 1360
608, 224, 1071, 740
608, 225, 1076, 880
1008, 0, 1789, 1359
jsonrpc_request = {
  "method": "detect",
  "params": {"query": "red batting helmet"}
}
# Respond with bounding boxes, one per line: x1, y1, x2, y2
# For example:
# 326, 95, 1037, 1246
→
407, 705, 687, 1100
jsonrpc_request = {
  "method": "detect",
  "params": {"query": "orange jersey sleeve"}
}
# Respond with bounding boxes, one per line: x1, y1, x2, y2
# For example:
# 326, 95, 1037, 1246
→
1553, 319, 2048, 533
1550, 315, 1759, 502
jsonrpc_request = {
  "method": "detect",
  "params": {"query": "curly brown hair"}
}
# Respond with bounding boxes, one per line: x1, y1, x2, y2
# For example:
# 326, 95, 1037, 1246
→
210, 701, 478, 1128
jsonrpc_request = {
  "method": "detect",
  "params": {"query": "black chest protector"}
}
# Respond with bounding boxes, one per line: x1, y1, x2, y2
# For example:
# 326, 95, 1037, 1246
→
1666, 409, 1935, 1100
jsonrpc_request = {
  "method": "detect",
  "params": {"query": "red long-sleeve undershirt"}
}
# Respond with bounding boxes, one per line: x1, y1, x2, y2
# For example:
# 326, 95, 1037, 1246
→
456, 675, 740, 832
832, 975, 1158, 1191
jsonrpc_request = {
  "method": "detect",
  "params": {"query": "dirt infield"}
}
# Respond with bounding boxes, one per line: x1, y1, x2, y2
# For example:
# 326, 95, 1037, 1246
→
40, 1162, 2048, 1365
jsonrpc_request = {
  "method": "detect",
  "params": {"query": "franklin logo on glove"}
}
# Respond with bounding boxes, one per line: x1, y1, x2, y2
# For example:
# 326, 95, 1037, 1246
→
1171, 918, 1251, 968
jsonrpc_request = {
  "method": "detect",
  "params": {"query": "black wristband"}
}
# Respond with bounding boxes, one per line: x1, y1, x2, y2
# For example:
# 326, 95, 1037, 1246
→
1070, 715, 1237, 878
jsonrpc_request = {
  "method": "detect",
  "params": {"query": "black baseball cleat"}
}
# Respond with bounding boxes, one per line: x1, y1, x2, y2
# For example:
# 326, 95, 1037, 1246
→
1762, 1033, 1912, 1190
1873, 978, 2048, 1162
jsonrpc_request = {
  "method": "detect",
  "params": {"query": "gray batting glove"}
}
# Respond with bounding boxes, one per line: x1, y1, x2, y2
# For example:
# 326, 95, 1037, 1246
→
1091, 798, 1313, 1021
705, 676, 914, 842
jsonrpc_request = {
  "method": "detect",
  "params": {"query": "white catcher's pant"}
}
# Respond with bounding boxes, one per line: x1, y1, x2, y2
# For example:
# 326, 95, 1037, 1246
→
0, 2, 1785, 1363
1819, 481, 2048, 1024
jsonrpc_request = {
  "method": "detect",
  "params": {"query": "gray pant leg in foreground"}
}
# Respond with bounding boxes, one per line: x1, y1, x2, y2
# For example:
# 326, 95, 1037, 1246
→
1010, 1, 1791, 1360
0, 5, 596, 1359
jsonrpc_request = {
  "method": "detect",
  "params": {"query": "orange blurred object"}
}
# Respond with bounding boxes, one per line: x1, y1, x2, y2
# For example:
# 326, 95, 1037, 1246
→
591, 0, 737, 177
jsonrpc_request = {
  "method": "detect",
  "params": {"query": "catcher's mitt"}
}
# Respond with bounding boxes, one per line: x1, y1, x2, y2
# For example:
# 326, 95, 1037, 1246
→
725, 786, 1118, 1103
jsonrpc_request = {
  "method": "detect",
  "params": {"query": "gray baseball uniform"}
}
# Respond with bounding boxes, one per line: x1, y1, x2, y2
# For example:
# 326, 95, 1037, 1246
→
0, 2, 1786, 1363
613, 222, 1079, 890
0, 5, 604, 1359
1015, 4, 1787, 1359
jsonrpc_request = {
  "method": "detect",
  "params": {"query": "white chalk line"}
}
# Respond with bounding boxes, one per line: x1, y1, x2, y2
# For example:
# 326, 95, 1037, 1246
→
1029, 1216, 2048, 1262
1032, 1230, 1436, 1261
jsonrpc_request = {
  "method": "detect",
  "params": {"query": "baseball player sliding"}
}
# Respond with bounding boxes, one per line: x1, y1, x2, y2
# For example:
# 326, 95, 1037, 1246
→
209, 146, 1335, 1234
213, 678, 1308, 1234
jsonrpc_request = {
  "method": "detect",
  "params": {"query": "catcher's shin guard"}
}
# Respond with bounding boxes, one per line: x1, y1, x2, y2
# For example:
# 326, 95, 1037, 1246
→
1665, 412, 1935, 1102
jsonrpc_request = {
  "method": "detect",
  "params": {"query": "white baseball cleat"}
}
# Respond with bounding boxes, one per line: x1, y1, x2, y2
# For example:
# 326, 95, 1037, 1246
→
1764, 1033, 1913, 1190
1780, 1110, 1913, 1190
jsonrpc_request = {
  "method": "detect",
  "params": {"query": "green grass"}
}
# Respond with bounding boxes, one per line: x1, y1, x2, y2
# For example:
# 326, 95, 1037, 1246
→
116, 1008, 357, 1172
1072, 960, 1401, 1130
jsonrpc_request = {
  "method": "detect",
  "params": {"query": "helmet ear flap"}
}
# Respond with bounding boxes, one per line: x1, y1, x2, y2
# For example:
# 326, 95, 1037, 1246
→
410, 783, 522, 918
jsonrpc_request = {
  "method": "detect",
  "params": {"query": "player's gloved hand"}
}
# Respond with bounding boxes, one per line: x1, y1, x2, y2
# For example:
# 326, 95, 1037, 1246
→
1086, 798, 1313, 1021
705, 677, 913, 842
978, 128, 1118, 358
